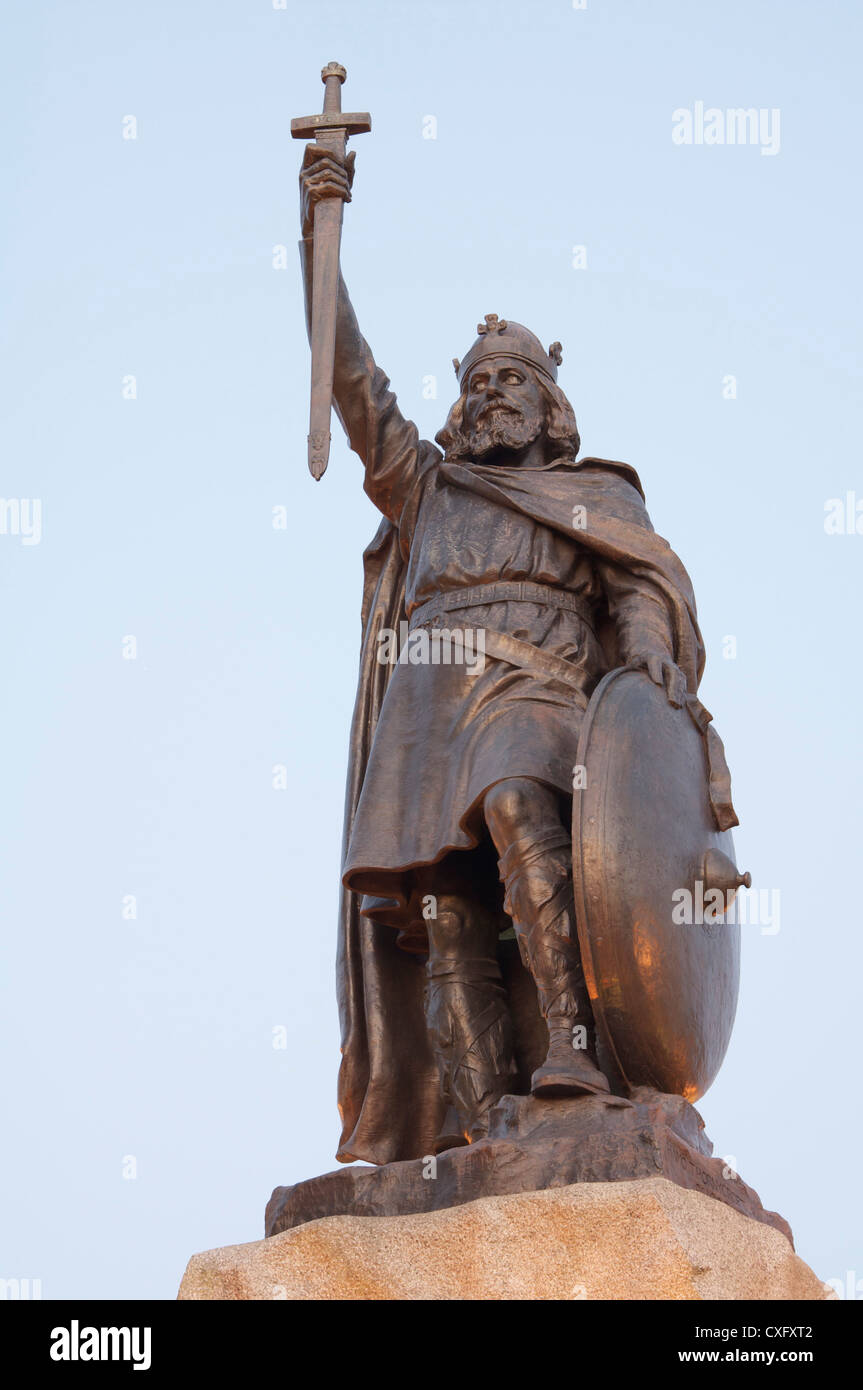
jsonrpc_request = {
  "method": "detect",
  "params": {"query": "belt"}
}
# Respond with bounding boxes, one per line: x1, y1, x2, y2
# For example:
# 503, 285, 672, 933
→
408, 581, 597, 636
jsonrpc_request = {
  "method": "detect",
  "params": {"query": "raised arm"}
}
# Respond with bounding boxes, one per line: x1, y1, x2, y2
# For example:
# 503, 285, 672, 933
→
298, 145, 424, 522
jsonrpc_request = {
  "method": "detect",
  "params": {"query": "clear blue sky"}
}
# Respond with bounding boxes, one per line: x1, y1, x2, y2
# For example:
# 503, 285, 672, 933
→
1, 0, 861, 1299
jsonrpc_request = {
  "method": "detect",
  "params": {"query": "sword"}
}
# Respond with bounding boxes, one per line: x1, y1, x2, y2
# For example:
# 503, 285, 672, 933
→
292, 63, 371, 479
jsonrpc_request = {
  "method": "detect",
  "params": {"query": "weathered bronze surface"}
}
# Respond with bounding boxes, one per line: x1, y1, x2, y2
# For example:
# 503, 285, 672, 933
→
286, 67, 750, 1196
573, 666, 743, 1100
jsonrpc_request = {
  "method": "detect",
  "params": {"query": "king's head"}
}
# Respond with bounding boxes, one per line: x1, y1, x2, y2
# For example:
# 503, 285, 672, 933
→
437, 315, 578, 466
454, 314, 563, 387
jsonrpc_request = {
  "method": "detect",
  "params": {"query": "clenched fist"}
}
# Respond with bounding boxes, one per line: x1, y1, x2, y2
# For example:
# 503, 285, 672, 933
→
300, 143, 356, 238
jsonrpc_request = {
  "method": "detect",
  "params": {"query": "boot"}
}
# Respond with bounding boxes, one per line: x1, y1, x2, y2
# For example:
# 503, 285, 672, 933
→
530, 1001, 610, 1097
424, 955, 517, 1140
434, 1104, 470, 1154
497, 827, 611, 1099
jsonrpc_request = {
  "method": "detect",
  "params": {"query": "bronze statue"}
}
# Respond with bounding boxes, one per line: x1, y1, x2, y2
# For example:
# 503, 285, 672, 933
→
291, 66, 749, 1173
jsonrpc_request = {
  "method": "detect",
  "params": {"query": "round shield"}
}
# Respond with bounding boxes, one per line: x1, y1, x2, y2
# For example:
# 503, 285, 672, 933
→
572, 667, 743, 1100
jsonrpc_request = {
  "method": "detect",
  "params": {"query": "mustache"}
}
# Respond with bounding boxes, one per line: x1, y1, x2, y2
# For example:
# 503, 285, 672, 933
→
477, 401, 523, 422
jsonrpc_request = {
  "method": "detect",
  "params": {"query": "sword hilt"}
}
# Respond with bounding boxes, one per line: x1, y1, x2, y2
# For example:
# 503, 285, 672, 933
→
291, 61, 371, 142
322, 62, 345, 112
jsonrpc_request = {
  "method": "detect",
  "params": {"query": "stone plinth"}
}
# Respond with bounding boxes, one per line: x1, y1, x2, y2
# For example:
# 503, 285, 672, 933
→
179, 1176, 829, 1301
265, 1089, 791, 1241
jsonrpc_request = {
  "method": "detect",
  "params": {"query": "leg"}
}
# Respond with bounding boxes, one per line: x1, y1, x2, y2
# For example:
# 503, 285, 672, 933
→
483, 777, 610, 1097
414, 863, 517, 1144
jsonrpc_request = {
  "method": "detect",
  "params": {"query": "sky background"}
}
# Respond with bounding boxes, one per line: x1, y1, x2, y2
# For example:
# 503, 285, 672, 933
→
1, 0, 861, 1300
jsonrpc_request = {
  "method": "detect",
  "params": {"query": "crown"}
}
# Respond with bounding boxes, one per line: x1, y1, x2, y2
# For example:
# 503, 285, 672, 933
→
453, 314, 562, 387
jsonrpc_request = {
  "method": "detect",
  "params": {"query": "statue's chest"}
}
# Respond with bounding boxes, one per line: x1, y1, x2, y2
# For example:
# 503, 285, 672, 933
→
408, 481, 580, 588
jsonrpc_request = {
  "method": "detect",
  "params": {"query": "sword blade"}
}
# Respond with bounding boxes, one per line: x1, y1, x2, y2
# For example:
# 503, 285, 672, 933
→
307, 191, 344, 479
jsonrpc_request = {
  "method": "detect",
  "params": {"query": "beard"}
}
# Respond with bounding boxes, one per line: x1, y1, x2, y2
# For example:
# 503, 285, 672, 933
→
464, 404, 544, 462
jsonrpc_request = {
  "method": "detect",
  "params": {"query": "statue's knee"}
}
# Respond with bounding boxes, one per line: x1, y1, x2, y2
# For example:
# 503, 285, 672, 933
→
427, 893, 499, 956
426, 894, 470, 951
484, 777, 545, 844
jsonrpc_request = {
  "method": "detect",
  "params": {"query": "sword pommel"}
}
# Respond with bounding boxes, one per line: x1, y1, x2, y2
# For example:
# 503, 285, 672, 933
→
322, 62, 346, 96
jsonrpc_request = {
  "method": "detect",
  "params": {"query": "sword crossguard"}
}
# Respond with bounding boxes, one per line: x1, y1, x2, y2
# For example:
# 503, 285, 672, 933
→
291, 61, 371, 142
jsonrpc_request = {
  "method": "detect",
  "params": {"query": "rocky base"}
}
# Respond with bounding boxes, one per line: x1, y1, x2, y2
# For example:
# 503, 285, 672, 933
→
265, 1088, 791, 1242
180, 1177, 829, 1301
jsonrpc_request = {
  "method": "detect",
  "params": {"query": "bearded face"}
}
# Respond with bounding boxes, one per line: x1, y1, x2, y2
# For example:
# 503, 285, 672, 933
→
459, 357, 547, 462
435, 353, 582, 464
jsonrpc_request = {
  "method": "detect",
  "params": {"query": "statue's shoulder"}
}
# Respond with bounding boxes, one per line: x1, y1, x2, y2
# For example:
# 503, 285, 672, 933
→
572, 455, 646, 502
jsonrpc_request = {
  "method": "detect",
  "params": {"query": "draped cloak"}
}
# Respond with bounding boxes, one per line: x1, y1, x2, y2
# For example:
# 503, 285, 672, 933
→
334, 450, 732, 1166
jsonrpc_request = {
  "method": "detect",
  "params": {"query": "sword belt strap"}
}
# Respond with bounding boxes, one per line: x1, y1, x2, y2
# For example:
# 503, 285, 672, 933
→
481, 629, 590, 709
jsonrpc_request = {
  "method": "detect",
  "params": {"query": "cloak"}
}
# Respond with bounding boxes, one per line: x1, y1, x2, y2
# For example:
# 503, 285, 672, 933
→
335, 454, 732, 1165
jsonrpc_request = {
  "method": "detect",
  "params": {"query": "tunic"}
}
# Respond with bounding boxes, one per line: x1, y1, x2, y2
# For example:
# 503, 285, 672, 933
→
331, 325, 654, 902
